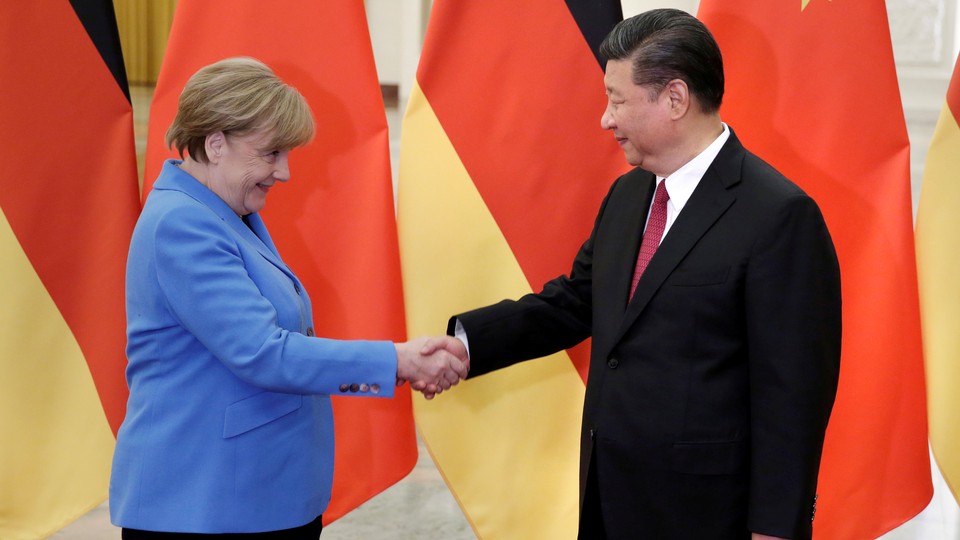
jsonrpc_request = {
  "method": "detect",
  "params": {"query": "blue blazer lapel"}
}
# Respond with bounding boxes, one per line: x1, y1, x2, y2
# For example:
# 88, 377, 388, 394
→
154, 160, 301, 287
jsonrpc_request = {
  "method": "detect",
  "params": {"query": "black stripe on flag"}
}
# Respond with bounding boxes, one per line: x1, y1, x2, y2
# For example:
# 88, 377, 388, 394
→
68, 0, 130, 102
564, 0, 623, 68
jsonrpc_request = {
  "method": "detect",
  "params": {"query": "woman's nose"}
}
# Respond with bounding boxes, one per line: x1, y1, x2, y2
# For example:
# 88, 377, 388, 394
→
274, 153, 291, 181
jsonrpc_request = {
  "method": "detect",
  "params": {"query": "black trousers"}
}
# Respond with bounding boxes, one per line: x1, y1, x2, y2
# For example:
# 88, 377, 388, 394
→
122, 515, 323, 540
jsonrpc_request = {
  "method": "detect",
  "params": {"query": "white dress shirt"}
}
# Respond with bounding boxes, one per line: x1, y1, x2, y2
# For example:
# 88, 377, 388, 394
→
647, 123, 730, 242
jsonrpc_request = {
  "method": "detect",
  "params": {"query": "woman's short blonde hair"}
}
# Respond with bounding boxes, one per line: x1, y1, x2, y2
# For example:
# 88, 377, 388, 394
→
166, 57, 315, 163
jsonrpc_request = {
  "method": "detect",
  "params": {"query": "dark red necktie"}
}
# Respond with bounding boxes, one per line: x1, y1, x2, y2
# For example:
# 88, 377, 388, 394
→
629, 180, 669, 299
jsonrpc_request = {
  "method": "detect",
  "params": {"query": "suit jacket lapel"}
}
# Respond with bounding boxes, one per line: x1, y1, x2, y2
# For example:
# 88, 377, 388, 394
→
612, 133, 745, 345
611, 174, 657, 311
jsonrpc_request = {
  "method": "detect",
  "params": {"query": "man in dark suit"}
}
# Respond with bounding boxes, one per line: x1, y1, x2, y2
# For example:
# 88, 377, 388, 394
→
423, 9, 841, 540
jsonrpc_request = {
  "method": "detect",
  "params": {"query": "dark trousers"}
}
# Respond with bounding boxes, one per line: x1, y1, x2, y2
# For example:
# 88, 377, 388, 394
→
122, 515, 323, 540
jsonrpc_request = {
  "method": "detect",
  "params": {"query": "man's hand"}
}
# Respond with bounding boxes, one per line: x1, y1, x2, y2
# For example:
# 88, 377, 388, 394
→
417, 336, 469, 398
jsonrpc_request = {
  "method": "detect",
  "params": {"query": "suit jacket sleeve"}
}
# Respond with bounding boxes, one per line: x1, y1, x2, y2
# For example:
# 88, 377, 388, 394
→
745, 191, 841, 538
448, 179, 624, 377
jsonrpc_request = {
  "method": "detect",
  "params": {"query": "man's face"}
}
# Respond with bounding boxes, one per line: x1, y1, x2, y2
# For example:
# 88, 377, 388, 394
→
601, 59, 671, 172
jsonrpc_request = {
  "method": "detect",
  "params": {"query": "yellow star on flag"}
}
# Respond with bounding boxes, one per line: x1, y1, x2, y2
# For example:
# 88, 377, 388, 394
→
802, 0, 831, 10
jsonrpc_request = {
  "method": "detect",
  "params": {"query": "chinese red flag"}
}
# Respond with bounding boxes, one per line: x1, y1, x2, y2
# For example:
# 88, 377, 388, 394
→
398, 1, 625, 537
0, 1, 139, 537
697, 1, 931, 537
143, 0, 415, 524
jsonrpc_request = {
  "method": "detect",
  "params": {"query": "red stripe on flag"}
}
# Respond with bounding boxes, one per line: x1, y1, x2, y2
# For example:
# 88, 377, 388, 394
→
0, 4, 139, 434
947, 57, 960, 123
416, 0, 628, 381
143, 0, 415, 523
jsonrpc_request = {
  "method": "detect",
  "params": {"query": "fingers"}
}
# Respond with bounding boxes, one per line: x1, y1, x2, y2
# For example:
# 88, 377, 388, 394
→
396, 336, 472, 400
419, 380, 442, 401
419, 337, 441, 356
421, 336, 470, 384
447, 351, 469, 380
431, 336, 470, 380
421, 335, 469, 363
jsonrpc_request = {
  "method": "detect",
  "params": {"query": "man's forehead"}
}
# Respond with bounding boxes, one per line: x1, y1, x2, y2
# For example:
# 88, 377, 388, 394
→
604, 60, 631, 90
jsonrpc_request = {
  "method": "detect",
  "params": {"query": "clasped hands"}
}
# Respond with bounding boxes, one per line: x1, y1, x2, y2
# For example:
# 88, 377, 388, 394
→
395, 336, 469, 400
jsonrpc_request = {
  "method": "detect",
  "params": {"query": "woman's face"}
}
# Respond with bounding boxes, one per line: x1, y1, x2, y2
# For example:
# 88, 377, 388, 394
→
208, 129, 290, 216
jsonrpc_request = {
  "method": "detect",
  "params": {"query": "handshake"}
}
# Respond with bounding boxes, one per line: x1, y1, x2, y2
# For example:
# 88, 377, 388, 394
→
395, 336, 470, 400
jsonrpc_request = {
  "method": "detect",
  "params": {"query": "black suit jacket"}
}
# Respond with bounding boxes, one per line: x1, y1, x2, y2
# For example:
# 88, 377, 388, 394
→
451, 130, 841, 539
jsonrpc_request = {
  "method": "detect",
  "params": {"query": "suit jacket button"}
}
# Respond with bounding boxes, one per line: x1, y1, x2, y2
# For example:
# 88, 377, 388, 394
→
339, 384, 350, 393
370, 384, 381, 394
350, 383, 360, 393
360, 383, 370, 393
306, 327, 315, 337
607, 358, 619, 369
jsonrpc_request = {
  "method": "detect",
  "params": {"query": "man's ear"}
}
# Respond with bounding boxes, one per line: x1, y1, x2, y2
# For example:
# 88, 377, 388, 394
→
664, 79, 690, 119
205, 131, 225, 163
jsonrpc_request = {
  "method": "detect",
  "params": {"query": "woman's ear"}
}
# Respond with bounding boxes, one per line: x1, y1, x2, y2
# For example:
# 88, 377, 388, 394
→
205, 132, 225, 163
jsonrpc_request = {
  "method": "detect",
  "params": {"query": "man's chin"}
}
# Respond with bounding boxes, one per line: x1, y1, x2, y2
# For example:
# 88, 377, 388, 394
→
623, 154, 641, 167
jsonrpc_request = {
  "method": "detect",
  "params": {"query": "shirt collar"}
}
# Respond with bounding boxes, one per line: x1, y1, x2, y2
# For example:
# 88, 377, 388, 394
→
658, 123, 730, 212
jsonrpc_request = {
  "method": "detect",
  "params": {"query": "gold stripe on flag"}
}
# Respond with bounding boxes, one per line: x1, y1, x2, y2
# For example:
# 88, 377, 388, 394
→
399, 82, 585, 538
916, 58, 960, 505
0, 209, 115, 539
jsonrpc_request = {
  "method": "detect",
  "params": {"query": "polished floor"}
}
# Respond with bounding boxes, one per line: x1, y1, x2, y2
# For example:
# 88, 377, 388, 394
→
51, 438, 475, 539
49, 87, 960, 539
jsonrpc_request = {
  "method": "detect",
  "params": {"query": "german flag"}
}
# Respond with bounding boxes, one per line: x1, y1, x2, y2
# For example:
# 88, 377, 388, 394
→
697, 1, 931, 537
917, 55, 960, 507
142, 0, 415, 525
0, 1, 139, 537
398, 1, 624, 537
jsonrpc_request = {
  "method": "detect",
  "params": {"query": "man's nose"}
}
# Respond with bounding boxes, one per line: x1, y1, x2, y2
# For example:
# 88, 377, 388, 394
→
600, 106, 615, 131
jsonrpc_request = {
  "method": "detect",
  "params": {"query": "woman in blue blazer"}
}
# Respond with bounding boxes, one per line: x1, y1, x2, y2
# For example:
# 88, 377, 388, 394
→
109, 58, 467, 538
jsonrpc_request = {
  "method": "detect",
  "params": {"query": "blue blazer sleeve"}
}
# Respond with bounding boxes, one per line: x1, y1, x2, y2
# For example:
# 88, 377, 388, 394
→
151, 201, 396, 395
